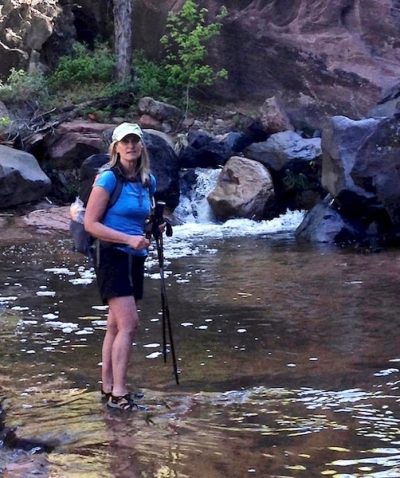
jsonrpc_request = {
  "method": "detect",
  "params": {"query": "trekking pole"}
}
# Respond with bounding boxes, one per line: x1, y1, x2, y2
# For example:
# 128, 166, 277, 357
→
151, 202, 179, 385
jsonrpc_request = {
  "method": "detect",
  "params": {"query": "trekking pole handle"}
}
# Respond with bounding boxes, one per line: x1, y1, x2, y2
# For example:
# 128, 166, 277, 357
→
155, 202, 173, 237
145, 201, 173, 240
154, 201, 166, 224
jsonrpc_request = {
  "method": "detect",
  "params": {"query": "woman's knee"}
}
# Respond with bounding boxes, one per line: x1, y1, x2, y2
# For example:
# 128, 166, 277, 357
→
109, 296, 139, 335
125, 317, 139, 338
106, 312, 118, 336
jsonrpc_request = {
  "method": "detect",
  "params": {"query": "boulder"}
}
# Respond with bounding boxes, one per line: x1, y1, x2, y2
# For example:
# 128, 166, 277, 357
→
321, 115, 396, 221
0, 145, 51, 208
207, 156, 275, 221
245, 131, 324, 210
142, 129, 180, 211
245, 131, 322, 172
179, 121, 271, 169
139, 114, 162, 131
353, 115, 400, 227
298, 113, 400, 245
295, 195, 362, 244
34, 121, 179, 207
258, 96, 294, 133
178, 129, 232, 168
138, 97, 184, 132
43, 120, 115, 169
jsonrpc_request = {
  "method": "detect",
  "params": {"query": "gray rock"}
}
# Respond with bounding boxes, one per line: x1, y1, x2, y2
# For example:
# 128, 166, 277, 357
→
245, 131, 321, 172
295, 195, 360, 243
138, 97, 184, 130
321, 116, 379, 206
0, 145, 51, 208
207, 156, 275, 221
321, 114, 400, 226
300, 113, 400, 245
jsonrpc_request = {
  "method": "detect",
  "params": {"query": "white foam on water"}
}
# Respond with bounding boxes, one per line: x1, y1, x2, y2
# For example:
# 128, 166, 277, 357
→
146, 351, 162, 359
43, 313, 58, 320
163, 210, 304, 260
0, 296, 18, 302
45, 321, 79, 331
374, 368, 399, 377
69, 278, 93, 285
75, 329, 93, 335
45, 268, 75, 276
68, 268, 96, 286
36, 291, 56, 297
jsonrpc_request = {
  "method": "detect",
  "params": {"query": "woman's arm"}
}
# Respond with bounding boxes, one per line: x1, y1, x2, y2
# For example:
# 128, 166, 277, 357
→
84, 186, 150, 250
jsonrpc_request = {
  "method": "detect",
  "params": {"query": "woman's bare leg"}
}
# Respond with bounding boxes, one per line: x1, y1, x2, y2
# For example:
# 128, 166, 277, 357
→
108, 295, 139, 397
101, 308, 117, 394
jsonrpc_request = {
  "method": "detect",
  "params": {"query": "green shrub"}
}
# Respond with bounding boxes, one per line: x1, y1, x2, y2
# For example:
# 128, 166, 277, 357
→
103, 78, 136, 98
47, 42, 114, 90
0, 117, 11, 129
132, 51, 171, 100
0, 68, 48, 103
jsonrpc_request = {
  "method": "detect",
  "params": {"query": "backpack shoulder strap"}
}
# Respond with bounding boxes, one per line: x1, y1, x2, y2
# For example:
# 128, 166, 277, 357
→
108, 168, 124, 208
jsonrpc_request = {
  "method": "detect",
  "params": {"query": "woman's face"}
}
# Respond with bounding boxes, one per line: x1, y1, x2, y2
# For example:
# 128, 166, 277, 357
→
116, 134, 143, 163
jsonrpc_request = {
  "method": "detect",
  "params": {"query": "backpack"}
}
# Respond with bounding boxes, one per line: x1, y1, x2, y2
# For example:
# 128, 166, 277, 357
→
69, 154, 123, 256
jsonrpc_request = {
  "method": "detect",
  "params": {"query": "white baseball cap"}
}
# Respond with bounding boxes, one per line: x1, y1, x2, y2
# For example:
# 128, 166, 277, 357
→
112, 122, 143, 142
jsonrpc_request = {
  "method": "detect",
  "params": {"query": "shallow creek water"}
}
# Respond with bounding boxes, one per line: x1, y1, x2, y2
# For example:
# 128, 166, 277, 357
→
0, 228, 400, 477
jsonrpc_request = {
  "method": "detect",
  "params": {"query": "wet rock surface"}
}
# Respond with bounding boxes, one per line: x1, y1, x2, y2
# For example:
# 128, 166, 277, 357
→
0, 205, 69, 246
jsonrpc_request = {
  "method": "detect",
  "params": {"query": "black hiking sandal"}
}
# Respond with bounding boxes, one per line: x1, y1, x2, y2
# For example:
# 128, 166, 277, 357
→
107, 393, 138, 411
129, 390, 144, 400
101, 388, 112, 401
102, 388, 143, 401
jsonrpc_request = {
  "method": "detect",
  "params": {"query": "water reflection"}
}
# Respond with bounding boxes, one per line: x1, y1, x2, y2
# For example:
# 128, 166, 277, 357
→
0, 235, 400, 477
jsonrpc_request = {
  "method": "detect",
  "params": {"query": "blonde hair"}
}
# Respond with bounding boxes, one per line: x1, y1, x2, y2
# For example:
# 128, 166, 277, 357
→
108, 139, 151, 185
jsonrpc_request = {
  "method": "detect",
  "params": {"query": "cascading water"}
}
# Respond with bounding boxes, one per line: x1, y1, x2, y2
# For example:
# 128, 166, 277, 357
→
166, 167, 305, 259
173, 168, 221, 224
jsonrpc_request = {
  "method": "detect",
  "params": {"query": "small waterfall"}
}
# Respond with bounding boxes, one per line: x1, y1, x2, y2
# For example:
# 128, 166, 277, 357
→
173, 168, 221, 224
168, 167, 305, 255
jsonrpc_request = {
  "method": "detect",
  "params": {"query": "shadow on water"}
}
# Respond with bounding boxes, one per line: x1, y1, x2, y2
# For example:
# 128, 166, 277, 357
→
0, 235, 400, 477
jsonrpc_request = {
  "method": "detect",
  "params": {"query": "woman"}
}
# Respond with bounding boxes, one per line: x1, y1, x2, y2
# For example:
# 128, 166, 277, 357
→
84, 122, 156, 411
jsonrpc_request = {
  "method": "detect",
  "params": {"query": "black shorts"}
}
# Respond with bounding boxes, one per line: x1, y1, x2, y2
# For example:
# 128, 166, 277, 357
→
94, 246, 146, 304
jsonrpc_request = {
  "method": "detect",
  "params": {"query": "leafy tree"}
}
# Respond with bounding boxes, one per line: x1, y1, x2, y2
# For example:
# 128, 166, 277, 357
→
160, 0, 228, 108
